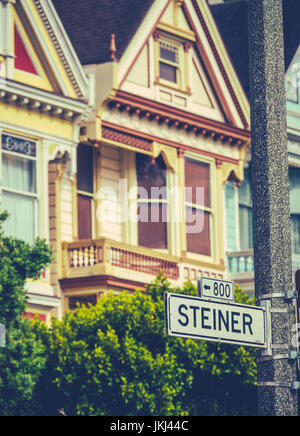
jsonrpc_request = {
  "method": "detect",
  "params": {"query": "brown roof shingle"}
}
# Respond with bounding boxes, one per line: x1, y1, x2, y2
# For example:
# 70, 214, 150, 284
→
52, 0, 155, 65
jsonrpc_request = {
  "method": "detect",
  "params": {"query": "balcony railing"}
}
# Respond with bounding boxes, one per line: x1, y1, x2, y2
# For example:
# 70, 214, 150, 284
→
227, 250, 254, 273
62, 238, 179, 280
228, 250, 300, 275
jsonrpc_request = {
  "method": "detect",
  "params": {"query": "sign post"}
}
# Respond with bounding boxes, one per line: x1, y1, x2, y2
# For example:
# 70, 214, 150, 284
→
248, 0, 298, 416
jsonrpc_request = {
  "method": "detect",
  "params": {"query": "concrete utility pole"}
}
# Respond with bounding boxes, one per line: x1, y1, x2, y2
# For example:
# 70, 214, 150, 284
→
248, 0, 299, 416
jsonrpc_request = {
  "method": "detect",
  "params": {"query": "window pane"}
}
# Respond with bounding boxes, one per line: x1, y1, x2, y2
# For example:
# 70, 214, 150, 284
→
159, 62, 177, 83
136, 154, 167, 199
2, 191, 35, 244
138, 203, 168, 249
292, 215, 300, 255
69, 295, 97, 311
290, 167, 300, 214
160, 46, 177, 63
2, 154, 36, 193
77, 144, 94, 193
185, 159, 210, 207
239, 167, 252, 207
2, 134, 36, 157
239, 205, 253, 250
186, 207, 211, 256
77, 194, 92, 240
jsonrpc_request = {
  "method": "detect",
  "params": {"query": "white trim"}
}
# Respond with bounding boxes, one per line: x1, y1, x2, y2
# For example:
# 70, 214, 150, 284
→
0, 119, 77, 149
19, 0, 69, 96
1, 78, 87, 115
26, 293, 61, 308
183, 151, 217, 262
1, 130, 40, 243
118, 0, 169, 85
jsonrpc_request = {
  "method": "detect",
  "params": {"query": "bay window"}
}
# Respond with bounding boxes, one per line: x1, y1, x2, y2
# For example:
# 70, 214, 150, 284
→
77, 144, 94, 240
159, 40, 180, 85
185, 158, 212, 256
1, 133, 38, 245
136, 153, 168, 249
238, 167, 253, 251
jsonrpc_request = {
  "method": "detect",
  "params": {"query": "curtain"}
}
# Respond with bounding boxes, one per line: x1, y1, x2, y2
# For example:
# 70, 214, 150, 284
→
2, 154, 36, 193
2, 191, 35, 244
1, 152, 36, 244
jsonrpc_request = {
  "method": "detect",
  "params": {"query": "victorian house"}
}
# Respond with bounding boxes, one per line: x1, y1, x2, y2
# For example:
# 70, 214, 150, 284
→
210, 0, 300, 295
0, 0, 91, 321
52, 0, 250, 312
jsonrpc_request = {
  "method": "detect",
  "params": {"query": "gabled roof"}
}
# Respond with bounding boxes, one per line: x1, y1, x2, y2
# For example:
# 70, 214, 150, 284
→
52, 0, 155, 65
53, 0, 250, 130
210, 0, 300, 98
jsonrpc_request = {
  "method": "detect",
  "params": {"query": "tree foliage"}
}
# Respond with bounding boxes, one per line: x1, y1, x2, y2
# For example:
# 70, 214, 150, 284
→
35, 274, 257, 416
0, 212, 52, 416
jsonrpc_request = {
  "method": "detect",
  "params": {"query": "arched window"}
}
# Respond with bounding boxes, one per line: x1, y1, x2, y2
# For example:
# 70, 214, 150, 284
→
239, 167, 253, 251
136, 154, 168, 249
77, 144, 94, 240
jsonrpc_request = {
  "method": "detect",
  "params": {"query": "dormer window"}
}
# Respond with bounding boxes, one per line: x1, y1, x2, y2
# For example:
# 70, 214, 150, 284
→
159, 41, 179, 84
153, 31, 193, 103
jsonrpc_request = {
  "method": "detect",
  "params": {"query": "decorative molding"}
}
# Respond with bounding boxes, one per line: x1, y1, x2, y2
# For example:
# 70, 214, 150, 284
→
32, 0, 84, 98
102, 126, 153, 152
189, 0, 248, 129
0, 78, 87, 119
102, 119, 241, 166
107, 90, 250, 146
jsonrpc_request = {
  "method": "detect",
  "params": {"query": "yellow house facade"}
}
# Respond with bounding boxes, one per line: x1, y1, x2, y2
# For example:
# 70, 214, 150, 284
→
0, 0, 91, 321
54, 0, 251, 313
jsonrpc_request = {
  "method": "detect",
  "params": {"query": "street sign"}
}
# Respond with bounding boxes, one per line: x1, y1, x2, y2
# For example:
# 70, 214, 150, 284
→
198, 277, 234, 302
165, 293, 266, 348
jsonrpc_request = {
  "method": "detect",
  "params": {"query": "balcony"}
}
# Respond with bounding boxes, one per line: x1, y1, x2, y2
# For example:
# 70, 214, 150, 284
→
227, 250, 300, 294
227, 250, 255, 274
61, 238, 226, 291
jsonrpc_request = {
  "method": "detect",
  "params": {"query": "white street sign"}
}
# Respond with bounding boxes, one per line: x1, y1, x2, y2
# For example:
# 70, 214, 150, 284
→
165, 293, 266, 348
198, 277, 234, 302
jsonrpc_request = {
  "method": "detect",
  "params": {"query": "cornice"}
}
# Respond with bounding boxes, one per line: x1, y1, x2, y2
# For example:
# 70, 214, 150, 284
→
101, 120, 241, 166
0, 78, 88, 119
107, 90, 250, 146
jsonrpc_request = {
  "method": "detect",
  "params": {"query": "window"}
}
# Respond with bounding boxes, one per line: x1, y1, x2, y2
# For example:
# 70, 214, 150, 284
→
185, 158, 211, 256
69, 294, 97, 311
292, 215, 300, 255
1, 133, 38, 245
136, 154, 168, 249
238, 167, 253, 251
290, 167, 300, 255
159, 41, 179, 84
77, 144, 94, 240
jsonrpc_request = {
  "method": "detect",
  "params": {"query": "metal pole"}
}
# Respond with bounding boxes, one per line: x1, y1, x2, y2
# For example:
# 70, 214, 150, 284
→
248, 0, 298, 416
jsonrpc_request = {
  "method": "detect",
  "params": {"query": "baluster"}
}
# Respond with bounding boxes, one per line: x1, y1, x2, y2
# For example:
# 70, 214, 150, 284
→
90, 246, 95, 266
69, 249, 74, 268
228, 257, 232, 273
236, 256, 240, 273
78, 247, 84, 267
72, 249, 78, 268
83, 247, 88, 267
